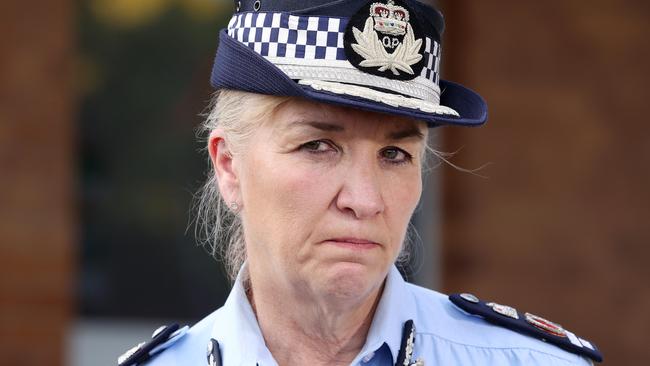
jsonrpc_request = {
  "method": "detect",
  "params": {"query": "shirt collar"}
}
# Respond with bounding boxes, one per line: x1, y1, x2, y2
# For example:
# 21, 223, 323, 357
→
210, 265, 277, 366
356, 265, 416, 365
210, 264, 416, 366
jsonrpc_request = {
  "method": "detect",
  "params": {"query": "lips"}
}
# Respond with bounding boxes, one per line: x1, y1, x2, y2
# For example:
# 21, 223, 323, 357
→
330, 238, 378, 245
324, 237, 381, 249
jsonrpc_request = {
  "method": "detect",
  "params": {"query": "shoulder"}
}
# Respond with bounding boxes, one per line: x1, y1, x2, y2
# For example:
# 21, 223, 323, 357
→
403, 283, 601, 365
117, 308, 221, 366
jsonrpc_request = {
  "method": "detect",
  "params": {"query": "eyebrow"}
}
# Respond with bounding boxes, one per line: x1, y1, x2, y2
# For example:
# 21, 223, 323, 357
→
288, 121, 345, 132
386, 126, 425, 141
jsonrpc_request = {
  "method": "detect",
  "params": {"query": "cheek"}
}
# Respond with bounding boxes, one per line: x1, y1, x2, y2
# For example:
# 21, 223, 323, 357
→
262, 158, 334, 214
384, 170, 422, 239
240, 152, 336, 253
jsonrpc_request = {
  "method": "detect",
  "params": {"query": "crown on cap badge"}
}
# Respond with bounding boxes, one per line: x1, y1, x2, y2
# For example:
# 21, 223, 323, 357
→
370, 0, 410, 36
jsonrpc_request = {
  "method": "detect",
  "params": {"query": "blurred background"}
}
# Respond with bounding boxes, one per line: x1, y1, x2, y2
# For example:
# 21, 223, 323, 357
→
0, 0, 647, 365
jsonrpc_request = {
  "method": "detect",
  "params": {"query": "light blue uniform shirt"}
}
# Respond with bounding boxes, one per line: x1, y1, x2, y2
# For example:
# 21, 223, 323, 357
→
149, 265, 592, 365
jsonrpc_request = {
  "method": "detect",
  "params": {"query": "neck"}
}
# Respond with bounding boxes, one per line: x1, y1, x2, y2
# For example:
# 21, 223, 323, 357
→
247, 274, 384, 366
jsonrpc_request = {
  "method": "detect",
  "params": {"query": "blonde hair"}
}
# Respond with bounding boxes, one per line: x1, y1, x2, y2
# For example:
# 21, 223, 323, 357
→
194, 90, 290, 281
194, 90, 431, 282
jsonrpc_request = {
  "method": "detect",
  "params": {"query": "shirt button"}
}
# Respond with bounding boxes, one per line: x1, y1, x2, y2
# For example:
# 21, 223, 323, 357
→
361, 352, 375, 363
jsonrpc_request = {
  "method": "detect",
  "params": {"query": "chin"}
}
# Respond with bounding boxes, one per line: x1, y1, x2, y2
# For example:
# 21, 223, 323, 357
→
319, 261, 382, 300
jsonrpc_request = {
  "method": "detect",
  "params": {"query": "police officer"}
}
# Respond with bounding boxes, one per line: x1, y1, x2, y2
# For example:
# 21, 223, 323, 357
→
118, 1, 602, 365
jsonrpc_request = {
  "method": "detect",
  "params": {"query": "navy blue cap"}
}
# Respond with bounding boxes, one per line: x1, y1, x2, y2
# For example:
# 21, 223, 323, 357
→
210, 0, 488, 127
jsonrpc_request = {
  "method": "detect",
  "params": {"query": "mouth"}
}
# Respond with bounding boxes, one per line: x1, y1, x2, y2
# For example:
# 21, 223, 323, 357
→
323, 238, 381, 250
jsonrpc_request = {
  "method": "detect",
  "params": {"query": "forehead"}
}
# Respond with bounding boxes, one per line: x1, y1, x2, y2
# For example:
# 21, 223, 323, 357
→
269, 98, 427, 138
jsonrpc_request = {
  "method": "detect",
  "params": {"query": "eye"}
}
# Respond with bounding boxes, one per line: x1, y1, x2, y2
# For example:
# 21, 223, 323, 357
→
380, 147, 413, 165
299, 140, 338, 154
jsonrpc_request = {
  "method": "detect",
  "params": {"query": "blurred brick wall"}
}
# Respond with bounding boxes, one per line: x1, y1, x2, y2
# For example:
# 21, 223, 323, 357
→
0, 1, 75, 365
440, 0, 649, 364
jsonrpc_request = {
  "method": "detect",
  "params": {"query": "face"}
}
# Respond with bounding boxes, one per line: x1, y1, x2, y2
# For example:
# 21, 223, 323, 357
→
231, 99, 426, 303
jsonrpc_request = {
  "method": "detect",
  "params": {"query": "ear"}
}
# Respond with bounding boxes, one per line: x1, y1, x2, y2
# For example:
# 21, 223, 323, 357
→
208, 129, 240, 206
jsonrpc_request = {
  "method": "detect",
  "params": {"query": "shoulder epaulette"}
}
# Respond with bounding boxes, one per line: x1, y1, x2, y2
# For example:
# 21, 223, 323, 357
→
118, 323, 189, 366
449, 293, 603, 363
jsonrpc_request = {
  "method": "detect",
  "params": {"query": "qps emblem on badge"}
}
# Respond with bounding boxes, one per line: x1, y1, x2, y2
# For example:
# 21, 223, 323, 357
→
344, 0, 426, 80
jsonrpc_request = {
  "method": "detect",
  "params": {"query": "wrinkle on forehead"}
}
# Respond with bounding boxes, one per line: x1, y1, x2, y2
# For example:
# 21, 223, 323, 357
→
270, 98, 428, 141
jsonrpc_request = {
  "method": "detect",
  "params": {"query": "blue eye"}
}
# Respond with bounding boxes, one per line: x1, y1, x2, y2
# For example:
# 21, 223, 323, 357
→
380, 147, 413, 165
300, 140, 337, 153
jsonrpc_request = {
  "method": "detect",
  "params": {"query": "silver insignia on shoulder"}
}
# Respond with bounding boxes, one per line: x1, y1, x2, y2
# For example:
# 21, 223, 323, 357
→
460, 293, 479, 303
152, 325, 167, 338
118, 342, 145, 365
525, 312, 568, 338
486, 302, 519, 320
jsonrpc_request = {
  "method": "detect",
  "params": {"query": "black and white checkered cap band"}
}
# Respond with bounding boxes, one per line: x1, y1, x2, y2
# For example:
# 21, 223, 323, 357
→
227, 12, 455, 115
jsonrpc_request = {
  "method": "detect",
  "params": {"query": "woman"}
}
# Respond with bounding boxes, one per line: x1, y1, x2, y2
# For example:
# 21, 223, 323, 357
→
118, 0, 602, 365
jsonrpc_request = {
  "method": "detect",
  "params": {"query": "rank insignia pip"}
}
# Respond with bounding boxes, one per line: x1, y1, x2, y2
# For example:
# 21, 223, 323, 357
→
486, 302, 520, 320
459, 293, 480, 303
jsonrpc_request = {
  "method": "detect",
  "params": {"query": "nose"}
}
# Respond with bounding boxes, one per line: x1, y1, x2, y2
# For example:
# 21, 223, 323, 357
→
335, 156, 385, 219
